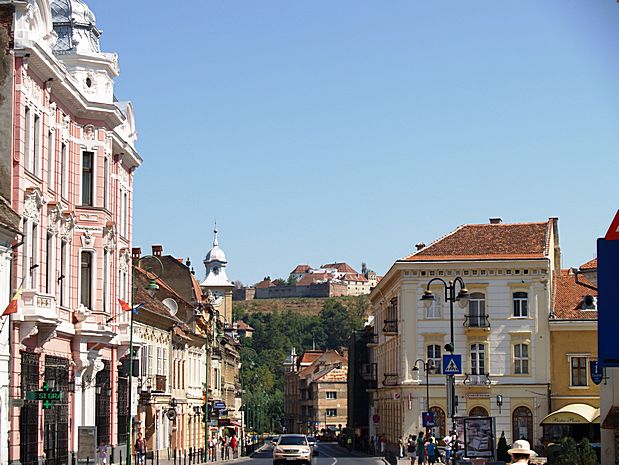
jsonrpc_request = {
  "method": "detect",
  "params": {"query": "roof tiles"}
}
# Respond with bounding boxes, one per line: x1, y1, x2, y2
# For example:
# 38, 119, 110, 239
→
403, 221, 553, 261
552, 269, 597, 320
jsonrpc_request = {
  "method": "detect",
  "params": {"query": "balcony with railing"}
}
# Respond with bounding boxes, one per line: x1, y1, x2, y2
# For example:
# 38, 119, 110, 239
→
383, 319, 398, 335
382, 373, 399, 387
360, 363, 378, 389
463, 372, 491, 386
365, 332, 379, 346
463, 314, 490, 334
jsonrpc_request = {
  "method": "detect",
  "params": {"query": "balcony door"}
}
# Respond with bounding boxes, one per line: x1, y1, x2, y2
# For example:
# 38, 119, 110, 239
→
468, 292, 486, 327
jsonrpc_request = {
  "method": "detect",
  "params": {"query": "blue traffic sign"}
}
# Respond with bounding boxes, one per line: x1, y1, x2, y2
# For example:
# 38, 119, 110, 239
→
422, 411, 435, 427
442, 354, 462, 375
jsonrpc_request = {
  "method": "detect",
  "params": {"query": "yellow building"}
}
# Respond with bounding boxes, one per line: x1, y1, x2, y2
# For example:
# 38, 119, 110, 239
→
543, 266, 599, 442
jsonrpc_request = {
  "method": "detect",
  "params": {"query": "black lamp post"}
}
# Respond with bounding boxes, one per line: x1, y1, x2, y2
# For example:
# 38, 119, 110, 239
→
420, 277, 468, 463
412, 359, 435, 435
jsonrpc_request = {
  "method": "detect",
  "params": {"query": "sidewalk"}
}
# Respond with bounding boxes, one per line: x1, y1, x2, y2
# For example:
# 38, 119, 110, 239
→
156, 445, 267, 465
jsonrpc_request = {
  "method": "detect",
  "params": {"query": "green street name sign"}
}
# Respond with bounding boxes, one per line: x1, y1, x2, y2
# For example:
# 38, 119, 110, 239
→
26, 382, 62, 409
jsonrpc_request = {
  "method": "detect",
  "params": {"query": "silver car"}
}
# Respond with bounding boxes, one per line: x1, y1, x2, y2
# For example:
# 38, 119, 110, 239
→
273, 434, 312, 465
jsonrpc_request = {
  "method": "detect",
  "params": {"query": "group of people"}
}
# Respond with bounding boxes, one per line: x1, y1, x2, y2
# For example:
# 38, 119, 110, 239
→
400, 431, 452, 464
207, 434, 239, 461
396, 431, 538, 465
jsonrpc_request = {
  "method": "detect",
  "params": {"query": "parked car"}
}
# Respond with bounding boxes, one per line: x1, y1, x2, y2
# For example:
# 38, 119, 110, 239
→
273, 434, 312, 465
307, 436, 319, 455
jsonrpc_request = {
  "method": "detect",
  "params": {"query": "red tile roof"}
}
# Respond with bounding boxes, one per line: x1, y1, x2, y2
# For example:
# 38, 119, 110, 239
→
291, 264, 311, 274
236, 320, 254, 331
298, 272, 332, 286
580, 258, 597, 270
321, 262, 358, 274
552, 269, 597, 320
299, 351, 324, 367
255, 279, 273, 289
342, 273, 368, 283
403, 220, 553, 261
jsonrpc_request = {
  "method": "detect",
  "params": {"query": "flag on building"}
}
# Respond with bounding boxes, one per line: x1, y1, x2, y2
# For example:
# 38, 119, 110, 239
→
2, 289, 21, 316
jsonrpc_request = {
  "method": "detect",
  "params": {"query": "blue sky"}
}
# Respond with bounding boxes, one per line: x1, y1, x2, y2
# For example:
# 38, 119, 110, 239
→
92, 1, 619, 284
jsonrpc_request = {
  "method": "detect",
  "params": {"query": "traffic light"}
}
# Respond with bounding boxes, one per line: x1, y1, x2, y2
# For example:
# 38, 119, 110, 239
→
444, 342, 454, 353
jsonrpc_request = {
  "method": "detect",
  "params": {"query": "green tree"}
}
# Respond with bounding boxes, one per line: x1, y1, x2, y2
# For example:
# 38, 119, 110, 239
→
579, 438, 599, 465
556, 437, 580, 465
287, 275, 298, 285
273, 278, 287, 286
496, 432, 510, 462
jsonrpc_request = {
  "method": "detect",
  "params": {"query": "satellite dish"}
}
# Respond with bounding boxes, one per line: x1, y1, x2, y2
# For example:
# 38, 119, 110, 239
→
162, 298, 178, 316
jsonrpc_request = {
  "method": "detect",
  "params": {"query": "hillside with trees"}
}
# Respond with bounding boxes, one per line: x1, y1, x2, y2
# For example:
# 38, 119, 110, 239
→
234, 296, 369, 432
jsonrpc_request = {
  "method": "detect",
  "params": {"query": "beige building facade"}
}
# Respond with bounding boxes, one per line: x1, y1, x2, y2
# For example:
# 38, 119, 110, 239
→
369, 218, 561, 448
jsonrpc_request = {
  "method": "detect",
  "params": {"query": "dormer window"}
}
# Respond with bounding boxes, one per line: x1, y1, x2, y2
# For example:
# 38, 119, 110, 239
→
580, 295, 597, 310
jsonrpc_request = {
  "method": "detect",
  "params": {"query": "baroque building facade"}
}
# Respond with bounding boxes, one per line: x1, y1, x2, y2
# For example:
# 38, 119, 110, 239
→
0, 0, 141, 463
368, 218, 561, 450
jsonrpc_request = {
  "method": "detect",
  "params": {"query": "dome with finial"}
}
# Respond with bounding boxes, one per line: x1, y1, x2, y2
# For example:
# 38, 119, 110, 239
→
51, 0, 101, 54
204, 227, 227, 264
201, 225, 232, 288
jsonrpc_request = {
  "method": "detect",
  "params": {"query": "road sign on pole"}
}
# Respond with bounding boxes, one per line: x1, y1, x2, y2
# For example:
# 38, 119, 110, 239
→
442, 354, 462, 375
598, 210, 619, 368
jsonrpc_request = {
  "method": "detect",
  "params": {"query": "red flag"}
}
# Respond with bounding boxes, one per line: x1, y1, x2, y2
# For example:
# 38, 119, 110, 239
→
2, 289, 21, 316
118, 299, 132, 312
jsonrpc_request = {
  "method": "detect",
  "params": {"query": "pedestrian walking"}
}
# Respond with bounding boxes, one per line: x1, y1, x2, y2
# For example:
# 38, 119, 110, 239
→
426, 437, 437, 465
369, 436, 375, 456
407, 435, 417, 465
97, 440, 107, 465
416, 431, 426, 465
135, 432, 147, 465
508, 439, 537, 464
219, 435, 226, 460
380, 435, 386, 456
209, 437, 217, 462
399, 436, 405, 458
230, 435, 238, 458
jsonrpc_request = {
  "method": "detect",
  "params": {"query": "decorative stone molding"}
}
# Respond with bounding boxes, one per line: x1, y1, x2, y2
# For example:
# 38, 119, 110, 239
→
84, 124, 95, 140
23, 188, 44, 223
47, 203, 63, 236
103, 222, 117, 253
80, 231, 94, 248
74, 304, 91, 323
19, 322, 38, 344
60, 212, 75, 241
119, 249, 131, 273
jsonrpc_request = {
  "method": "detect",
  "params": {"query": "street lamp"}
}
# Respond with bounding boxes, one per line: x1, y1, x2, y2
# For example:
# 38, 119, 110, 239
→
412, 359, 434, 435
420, 277, 468, 463
127, 254, 164, 465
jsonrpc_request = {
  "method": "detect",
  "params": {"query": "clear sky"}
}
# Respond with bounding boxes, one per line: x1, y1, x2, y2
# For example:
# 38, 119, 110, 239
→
91, 0, 619, 285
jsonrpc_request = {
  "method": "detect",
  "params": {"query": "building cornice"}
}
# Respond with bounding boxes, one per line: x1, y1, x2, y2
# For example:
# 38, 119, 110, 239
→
15, 42, 126, 130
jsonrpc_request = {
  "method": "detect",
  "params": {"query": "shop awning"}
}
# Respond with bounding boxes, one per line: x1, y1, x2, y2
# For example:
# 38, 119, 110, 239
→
541, 403, 599, 425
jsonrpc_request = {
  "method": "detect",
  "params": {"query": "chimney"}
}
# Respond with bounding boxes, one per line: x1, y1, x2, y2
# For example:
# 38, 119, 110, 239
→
415, 242, 426, 251
489, 218, 502, 224
131, 247, 141, 259
152, 244, 163, 257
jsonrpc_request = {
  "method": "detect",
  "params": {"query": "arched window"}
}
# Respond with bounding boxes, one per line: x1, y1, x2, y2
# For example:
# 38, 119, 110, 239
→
430, 406, 446, 438
513, 292, 528, 317
468, 292, 486, 327
469, 406, 489, 417
512, 406, 533, 442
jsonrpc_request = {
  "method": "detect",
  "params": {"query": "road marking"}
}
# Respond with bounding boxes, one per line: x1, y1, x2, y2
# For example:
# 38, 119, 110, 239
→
319, 445, 338, 465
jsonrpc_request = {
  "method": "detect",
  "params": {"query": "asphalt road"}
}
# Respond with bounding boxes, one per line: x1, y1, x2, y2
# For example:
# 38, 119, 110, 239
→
234, 442, 386, 465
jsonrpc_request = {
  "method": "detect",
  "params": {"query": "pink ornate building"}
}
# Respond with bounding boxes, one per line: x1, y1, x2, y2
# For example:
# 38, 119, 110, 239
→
0, 1, 142, 463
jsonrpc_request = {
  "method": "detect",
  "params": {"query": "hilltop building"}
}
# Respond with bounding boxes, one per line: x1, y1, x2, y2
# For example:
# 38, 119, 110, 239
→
234, 262, 381, 301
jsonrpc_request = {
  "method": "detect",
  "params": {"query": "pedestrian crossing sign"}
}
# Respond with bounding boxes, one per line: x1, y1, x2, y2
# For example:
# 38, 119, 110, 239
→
442, 354, 462, 375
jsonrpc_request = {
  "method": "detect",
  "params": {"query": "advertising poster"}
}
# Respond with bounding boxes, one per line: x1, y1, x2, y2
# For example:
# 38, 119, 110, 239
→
463, 417, 495, 458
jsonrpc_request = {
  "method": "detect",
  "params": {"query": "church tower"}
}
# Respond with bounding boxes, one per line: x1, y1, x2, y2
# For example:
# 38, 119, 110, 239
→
201, 226, 234, 323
